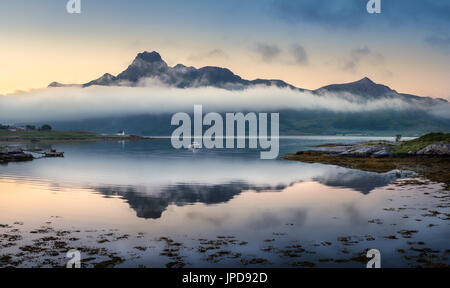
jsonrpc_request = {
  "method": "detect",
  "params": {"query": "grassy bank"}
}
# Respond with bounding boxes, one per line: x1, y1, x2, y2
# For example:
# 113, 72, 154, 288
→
391, 133, 450, 154
0, 130, 143, 144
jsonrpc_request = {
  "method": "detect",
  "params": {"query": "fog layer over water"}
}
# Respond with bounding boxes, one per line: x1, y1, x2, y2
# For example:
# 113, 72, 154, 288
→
1, 85, 448, 123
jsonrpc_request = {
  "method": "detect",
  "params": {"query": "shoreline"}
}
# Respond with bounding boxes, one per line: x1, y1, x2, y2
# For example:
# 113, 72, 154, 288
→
283, 133, 450, 188
0, 137, 150, 145
0, 130, 153, 145
0, 131, 154, 163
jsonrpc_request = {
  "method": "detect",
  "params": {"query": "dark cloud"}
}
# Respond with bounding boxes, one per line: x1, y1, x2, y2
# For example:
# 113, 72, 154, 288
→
254, 43, 281, 62
341, 45, 385, 73
353, 46, 371, 55
290, 44, 308, 65
425, 35, 450, 50
188, 49, 229, 61
271, 0, 450, 30
343, 46, 372, 72
254, 43, 309, 65
272, 0, 365, 28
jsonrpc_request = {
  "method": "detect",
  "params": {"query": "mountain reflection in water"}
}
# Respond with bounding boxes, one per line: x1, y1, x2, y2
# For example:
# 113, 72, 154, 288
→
92, 168, 408, 219
0, 138, 412, 220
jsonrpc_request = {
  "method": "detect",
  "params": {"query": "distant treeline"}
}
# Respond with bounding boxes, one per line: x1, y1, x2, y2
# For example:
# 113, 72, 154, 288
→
0, 124, 52, 131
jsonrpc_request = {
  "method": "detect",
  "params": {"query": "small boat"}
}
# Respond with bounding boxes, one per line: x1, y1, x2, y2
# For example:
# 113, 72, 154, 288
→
44, 149, 65, 157
188, 142, 201, 150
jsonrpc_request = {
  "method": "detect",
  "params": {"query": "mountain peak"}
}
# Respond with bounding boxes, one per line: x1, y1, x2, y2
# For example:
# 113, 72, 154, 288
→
82, 73, 118, 87
48, 81, 63, 87
357, 77, 374, 84
101, 73, 115, 79
48, 82, 81, 88
136, 51, 163, 63
116, 51, 168, 82
317, 77, 393, 98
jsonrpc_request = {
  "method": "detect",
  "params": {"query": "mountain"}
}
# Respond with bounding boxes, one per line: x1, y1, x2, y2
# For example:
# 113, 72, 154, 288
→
47, 51, 297, 89
48, 82, 81, 88
49, 51, 445, 105
83, 73, 117, 87
315, 77, 391, 98
109, 51, 298, 89
314, 77, 445, 105
44, 51, 449, 136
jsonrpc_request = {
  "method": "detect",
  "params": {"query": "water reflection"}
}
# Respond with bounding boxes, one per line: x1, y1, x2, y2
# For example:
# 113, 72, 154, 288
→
0, 138, 448, 268
94, 182, 283, 219
0, 139, 413, 220
91, 166, 406, 219
313, 169, 415, 194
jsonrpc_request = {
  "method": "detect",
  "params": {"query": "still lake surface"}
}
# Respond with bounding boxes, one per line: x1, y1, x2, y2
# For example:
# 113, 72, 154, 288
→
1, 137, 449, 268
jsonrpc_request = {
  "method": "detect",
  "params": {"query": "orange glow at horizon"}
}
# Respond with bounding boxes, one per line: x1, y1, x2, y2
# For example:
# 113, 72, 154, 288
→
0, 40, 449, 99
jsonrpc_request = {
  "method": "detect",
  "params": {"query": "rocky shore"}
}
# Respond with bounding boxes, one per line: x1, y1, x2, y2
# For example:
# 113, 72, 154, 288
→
284, 133, 450, 188
301, 141, 450, 158
0, 146, 33, 163
297, 133, 450, 158
305, 142, 395, 158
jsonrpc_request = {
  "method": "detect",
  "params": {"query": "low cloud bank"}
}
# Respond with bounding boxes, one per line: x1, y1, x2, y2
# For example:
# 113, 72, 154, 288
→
0, 82, 447, 123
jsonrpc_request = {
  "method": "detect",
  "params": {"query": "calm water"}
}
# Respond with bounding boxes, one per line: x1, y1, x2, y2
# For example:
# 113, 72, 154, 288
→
0, 137, 449, 268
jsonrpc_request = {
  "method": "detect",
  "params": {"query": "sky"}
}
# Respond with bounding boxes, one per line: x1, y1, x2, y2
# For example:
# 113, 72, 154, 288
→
0, 0, 449, 99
